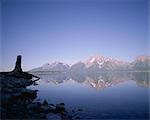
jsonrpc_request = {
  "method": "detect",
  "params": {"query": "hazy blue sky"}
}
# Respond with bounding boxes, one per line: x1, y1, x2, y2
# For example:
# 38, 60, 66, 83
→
1, 0, 149, 71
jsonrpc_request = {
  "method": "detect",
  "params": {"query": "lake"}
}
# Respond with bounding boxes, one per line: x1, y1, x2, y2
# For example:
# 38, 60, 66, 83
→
29, 72, 149, 119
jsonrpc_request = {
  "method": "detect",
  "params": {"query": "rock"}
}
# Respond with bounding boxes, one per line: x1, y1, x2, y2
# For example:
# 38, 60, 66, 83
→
27, 103, 36, 109
21, 88, 36, 94
56, 103, 66, 112
2, 88, 13, 93
75, 116, 81, 119
39, 113, 46, 118
38, 106, 52, 113
47, 113, 61, 120
13, 92, 22, 97
36, 102, 42, 107
49, 104, 55, 106
36, 99, 41, 101
78, 109, 83, 111
7, 88, 13, 93
0, 107, 6, 113
33, 82, 38, 86
7, 84, 13, 88
1, 94, 11, 105
12, 88, 37, 100
60, 102, 65, 105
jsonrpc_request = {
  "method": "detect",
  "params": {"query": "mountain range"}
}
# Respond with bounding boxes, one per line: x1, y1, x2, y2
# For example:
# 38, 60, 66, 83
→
30, 55, 150, 72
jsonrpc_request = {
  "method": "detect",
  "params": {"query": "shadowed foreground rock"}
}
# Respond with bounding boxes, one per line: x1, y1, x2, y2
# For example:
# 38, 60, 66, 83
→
0, 55, 82, 120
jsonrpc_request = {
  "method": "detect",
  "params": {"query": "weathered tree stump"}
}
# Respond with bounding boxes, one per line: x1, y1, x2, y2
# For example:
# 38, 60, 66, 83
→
7, 55, 40, 80
12, 55, 22, 73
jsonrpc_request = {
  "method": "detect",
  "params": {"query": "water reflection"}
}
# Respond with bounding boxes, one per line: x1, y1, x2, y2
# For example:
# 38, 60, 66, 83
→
34, 72, 149, 90
30, 72, 149, 119
132, 72, 150, 87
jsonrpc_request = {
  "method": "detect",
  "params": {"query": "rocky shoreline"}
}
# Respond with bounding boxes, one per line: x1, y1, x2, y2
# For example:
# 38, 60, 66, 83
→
1, 73, 73, 119
0, 56, 82, 120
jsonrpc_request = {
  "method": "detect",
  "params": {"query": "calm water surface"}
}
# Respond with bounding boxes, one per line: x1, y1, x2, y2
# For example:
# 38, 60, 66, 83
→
30, 72, 149, 119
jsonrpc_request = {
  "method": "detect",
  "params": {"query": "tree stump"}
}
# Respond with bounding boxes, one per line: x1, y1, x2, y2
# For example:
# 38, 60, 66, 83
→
12, 55, 23, 73
6, 55, 40, 80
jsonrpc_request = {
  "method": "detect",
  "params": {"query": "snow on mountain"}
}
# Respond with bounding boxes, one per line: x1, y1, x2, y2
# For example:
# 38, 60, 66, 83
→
84, 55, 130, 71
30, 62, 70, 72
85, 55, 119, 66
30, 55, 150, 72
49, 62, 70, 71
84, 55, 106, 68
132, 56, 150, 71
135, 56, 150, 62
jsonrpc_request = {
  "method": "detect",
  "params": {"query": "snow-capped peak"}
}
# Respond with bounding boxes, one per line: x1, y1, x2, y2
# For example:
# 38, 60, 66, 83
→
85, 55, 109, 68
42, 63, 50, 67
84, 55, 128, 69
40, 61, 70, 71
135, 56, 150, 62
30, 54, 149, 72
90, 57, 96, 63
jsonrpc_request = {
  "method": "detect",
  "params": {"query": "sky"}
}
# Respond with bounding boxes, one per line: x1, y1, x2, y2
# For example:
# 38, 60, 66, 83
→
1, 0, 149, 71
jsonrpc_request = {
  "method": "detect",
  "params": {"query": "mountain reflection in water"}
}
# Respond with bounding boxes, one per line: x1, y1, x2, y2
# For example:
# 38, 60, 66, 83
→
34, 72, 149, 89
30, 72, 149, 119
